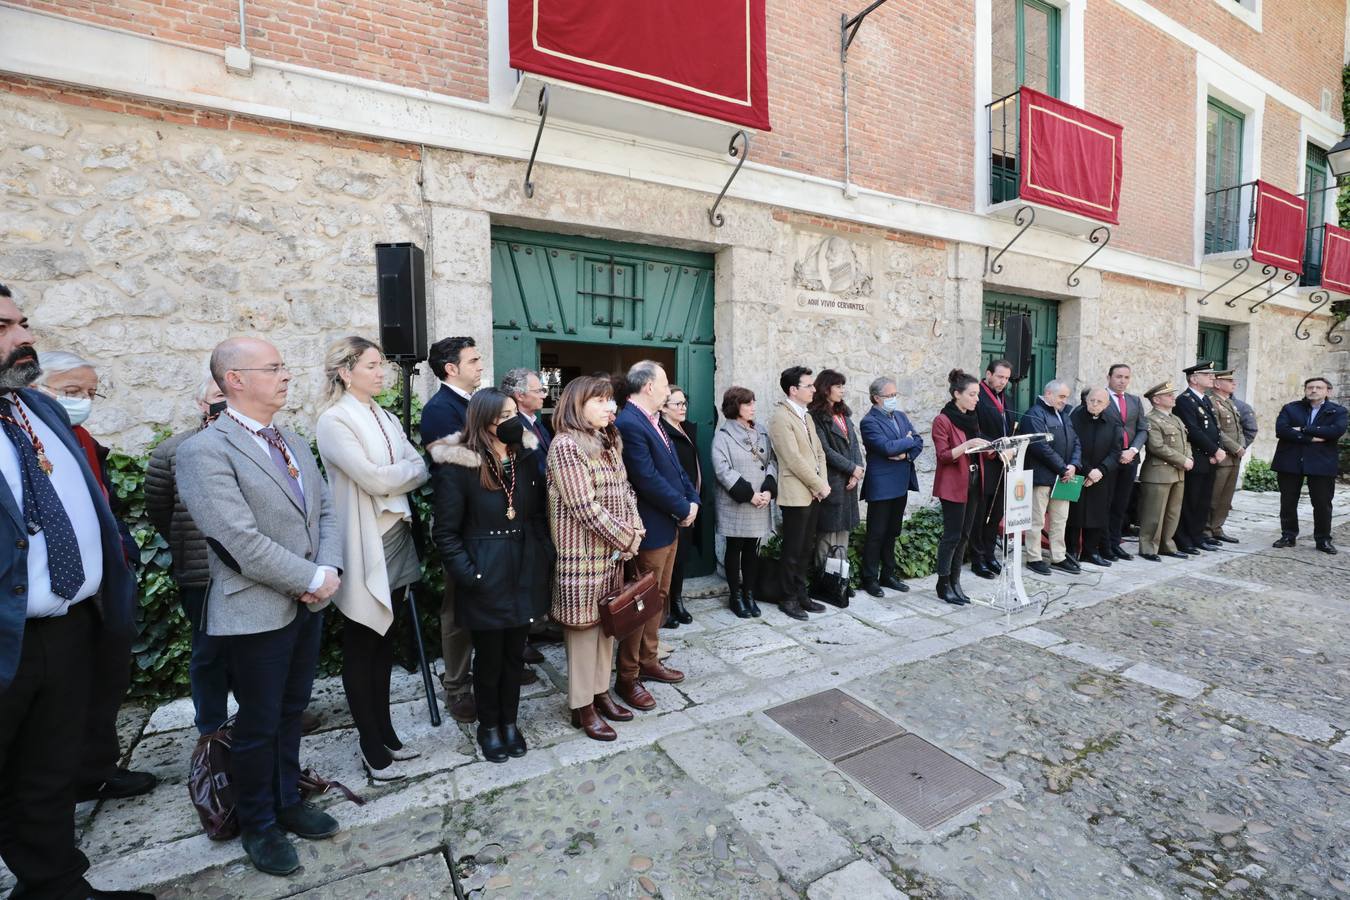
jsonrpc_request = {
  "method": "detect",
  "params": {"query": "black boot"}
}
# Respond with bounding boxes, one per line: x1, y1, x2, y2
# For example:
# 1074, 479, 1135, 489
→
743, 589, 762, 617
661, 610, 680, 629
672, 596, 693, 624
477, 724, 508, 763
500, 723, 528, 758
936, 575, 951, 601
948, 567, 972, 605
729, 589, 751, 618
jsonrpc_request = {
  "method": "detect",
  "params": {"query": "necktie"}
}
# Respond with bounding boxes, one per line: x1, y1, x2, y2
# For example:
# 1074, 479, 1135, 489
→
0, 399, 86, 600
1308, 405, 1319, 427
258, 426, 306, 511
1116, 393, 1129, 449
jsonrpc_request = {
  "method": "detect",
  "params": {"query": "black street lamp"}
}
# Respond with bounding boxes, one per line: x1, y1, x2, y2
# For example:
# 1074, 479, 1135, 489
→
1328, 132, 1350, 178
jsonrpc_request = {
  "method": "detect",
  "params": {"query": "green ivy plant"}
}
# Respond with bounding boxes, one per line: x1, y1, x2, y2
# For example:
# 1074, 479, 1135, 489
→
1241, 457, 1278, 492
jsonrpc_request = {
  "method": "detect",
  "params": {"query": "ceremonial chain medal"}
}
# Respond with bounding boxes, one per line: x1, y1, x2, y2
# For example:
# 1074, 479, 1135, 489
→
492, 452, 517, 520
369, 404, 396, 463
224, 410, 300, 478
0, 400, 53, 475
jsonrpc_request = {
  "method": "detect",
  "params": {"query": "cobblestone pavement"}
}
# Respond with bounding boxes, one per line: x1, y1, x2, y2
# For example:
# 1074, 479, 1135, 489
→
6, 488, 1349, 898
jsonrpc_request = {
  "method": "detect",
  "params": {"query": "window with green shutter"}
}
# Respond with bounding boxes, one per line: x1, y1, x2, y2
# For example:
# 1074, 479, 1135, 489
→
1197, 322, 1230, 371
1302, 143, 1329, 286
1203, 99, 1245, 254
990, 0, 1061, 203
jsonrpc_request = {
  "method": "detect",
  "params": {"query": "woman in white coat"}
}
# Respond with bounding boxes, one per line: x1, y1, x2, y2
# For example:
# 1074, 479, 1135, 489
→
316, 336, 429, 780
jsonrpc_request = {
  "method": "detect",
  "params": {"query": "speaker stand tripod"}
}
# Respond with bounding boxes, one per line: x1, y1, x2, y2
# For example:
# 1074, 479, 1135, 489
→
391, 356, 442, 729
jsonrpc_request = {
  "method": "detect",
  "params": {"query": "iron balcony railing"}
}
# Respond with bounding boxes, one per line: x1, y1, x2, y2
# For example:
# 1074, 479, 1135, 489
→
1302, 223, 1326, 287
1203, 180, 1257, 256
987, 89, 1021, 204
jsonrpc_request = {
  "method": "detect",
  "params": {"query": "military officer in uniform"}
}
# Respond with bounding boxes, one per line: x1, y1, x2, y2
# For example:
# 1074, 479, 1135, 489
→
1205, 369, 1247, 543
1172, 361, 1224, 554
1137, 382, 1192, 560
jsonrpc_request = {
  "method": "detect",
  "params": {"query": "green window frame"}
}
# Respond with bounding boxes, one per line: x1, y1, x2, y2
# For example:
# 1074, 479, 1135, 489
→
1196, 322, 1230, 371
1204, 98, 1245, 254
1302, 143, 1329, 285
991, 0, 1062, 203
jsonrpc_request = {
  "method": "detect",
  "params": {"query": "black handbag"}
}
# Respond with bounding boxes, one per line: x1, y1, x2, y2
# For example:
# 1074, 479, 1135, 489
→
814, 543, 850, 609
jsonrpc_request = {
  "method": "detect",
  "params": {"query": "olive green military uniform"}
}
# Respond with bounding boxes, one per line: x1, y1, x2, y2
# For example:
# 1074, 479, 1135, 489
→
1205, 390, 1246, 540
1138, 407, 1192, 555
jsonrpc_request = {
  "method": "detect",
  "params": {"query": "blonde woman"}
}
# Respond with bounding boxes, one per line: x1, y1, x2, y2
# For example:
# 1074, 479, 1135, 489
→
547, 376, 644, 742
315, 337, 429, 780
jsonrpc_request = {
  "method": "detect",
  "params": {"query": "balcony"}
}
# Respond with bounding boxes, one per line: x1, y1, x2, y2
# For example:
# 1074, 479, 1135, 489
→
1203, 180, 1256, 257
984, 87, 1123, 235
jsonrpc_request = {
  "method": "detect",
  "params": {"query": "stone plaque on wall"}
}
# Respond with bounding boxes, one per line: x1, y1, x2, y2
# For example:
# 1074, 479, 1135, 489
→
791, 233, 873, 317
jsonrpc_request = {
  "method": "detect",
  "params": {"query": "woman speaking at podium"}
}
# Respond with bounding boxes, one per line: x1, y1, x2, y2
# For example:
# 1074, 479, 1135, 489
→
931, 369, 991, 605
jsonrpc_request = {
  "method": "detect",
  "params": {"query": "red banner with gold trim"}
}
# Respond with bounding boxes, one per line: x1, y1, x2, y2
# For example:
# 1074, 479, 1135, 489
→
1320, 224, 1350, 294
1017, 87, 1122, 224
1251, 181, 1307, 274
509, 0, 771, 131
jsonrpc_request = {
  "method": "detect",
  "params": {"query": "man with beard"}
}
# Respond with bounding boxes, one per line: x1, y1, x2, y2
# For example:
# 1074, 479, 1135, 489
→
970, 359, 1014, 577
0, 285, 147, 899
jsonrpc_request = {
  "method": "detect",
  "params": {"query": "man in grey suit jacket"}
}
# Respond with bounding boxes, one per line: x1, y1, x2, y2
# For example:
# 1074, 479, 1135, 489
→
1102, 364, 1148, 560
177, 337, 342, 877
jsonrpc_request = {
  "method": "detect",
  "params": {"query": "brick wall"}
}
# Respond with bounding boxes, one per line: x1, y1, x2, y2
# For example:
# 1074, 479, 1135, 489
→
8, 0, 1344, 270
9, 0, 489, 102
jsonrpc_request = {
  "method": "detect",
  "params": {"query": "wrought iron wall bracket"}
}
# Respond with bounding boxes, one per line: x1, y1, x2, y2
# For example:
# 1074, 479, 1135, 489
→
1195, 257, 1250, 306
1066, 226, 1111, 289
1327, 312, 1346, 345
709, 130, 750, 228
841, 0, 893, 60
523, 85, 549, 199
986, 206, 1035, 275
1224, 264, 1278, 308
1247, 269, 1298, 313
1295, 290, 1331, 341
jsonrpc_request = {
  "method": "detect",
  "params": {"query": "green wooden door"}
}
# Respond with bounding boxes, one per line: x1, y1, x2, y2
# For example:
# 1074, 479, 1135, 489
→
491, 227, 718, 576
980, 292, 1059, 415
1196, 321, 1229, 370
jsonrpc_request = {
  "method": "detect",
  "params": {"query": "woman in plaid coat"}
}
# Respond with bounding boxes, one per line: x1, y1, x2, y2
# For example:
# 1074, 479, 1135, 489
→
547, 375, 644, 742
711, 386, 777, 619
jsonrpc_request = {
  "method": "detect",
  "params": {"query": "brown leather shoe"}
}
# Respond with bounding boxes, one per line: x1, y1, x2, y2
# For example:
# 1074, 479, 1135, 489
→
519, 666, 539, 686
616, 677, 656, 710
522, 643, 545, 664
570, 704, 617, 741
300, 710, 323, 734
593, 691, 634, 722
446, 692, 477, 723
639, 662, 685, 684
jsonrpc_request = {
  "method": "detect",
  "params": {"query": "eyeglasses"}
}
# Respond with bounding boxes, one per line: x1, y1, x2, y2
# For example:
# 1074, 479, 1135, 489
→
527, 387, 549, 396
53, 388, 106, 401
232, 364, 290, 376
666, 400, 688, 408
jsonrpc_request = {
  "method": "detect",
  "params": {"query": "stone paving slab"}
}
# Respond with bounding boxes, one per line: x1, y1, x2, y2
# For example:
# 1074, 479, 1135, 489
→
728, 787, 856, 888
806, 859, 905, 899
658, 729, 772, 798
1007, 625, 1066, 647
1046, 640, 1134, 672
735, 643, 823, 680
1121, 662, 1208, 699
1203, 687, 1338, 742
288, 851, 455, 899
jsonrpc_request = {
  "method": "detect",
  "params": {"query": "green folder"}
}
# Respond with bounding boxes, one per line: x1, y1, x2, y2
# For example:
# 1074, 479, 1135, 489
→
1050, 475, 1086, 502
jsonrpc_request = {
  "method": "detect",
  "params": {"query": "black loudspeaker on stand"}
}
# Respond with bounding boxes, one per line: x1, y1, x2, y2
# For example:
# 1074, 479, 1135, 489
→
1003, 314, 1033, 382
374, 242, 443, 731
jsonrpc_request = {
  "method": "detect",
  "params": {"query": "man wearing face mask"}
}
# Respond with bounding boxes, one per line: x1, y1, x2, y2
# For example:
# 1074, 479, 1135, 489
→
146, 375, 231, 736
32, 352, 159, 804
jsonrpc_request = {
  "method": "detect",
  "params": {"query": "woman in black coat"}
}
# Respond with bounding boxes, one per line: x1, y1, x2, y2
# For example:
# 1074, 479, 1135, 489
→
1067, 388, 1124, 567
429, 389, 554, 764
660, 386, 702, 627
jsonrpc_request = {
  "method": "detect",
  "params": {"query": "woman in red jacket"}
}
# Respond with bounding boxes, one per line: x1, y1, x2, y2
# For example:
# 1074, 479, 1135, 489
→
931, 369, 991, 605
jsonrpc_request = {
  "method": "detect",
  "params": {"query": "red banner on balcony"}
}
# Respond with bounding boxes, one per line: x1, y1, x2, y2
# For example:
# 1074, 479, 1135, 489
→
1321, 224, 1350, 294
1018, 88, 1122, 224
509, 0, 770, 131
1250, 181, 1307, 274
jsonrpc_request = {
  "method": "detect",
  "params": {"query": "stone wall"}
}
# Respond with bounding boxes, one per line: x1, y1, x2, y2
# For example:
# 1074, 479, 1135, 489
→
1, 91, 427, 448
2, 88, 1340, 470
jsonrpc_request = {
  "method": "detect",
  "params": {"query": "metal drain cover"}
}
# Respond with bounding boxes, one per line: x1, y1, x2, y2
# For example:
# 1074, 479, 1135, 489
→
765, 689, 904, 761
837, 733, 1003, 829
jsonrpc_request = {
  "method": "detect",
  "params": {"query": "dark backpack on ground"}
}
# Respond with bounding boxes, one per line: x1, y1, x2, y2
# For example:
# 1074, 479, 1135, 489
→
188, 716, 366, 841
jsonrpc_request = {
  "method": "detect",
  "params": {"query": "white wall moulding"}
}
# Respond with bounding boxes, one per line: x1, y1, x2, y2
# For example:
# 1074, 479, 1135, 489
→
510, 72, 743, 154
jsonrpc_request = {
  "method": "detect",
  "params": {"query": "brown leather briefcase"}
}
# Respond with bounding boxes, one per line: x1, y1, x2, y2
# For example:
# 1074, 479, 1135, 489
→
597, 561, 661, 639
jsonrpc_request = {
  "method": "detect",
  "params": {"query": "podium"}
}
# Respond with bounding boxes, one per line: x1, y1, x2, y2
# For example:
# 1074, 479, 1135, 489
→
965, 432, 1050, 621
